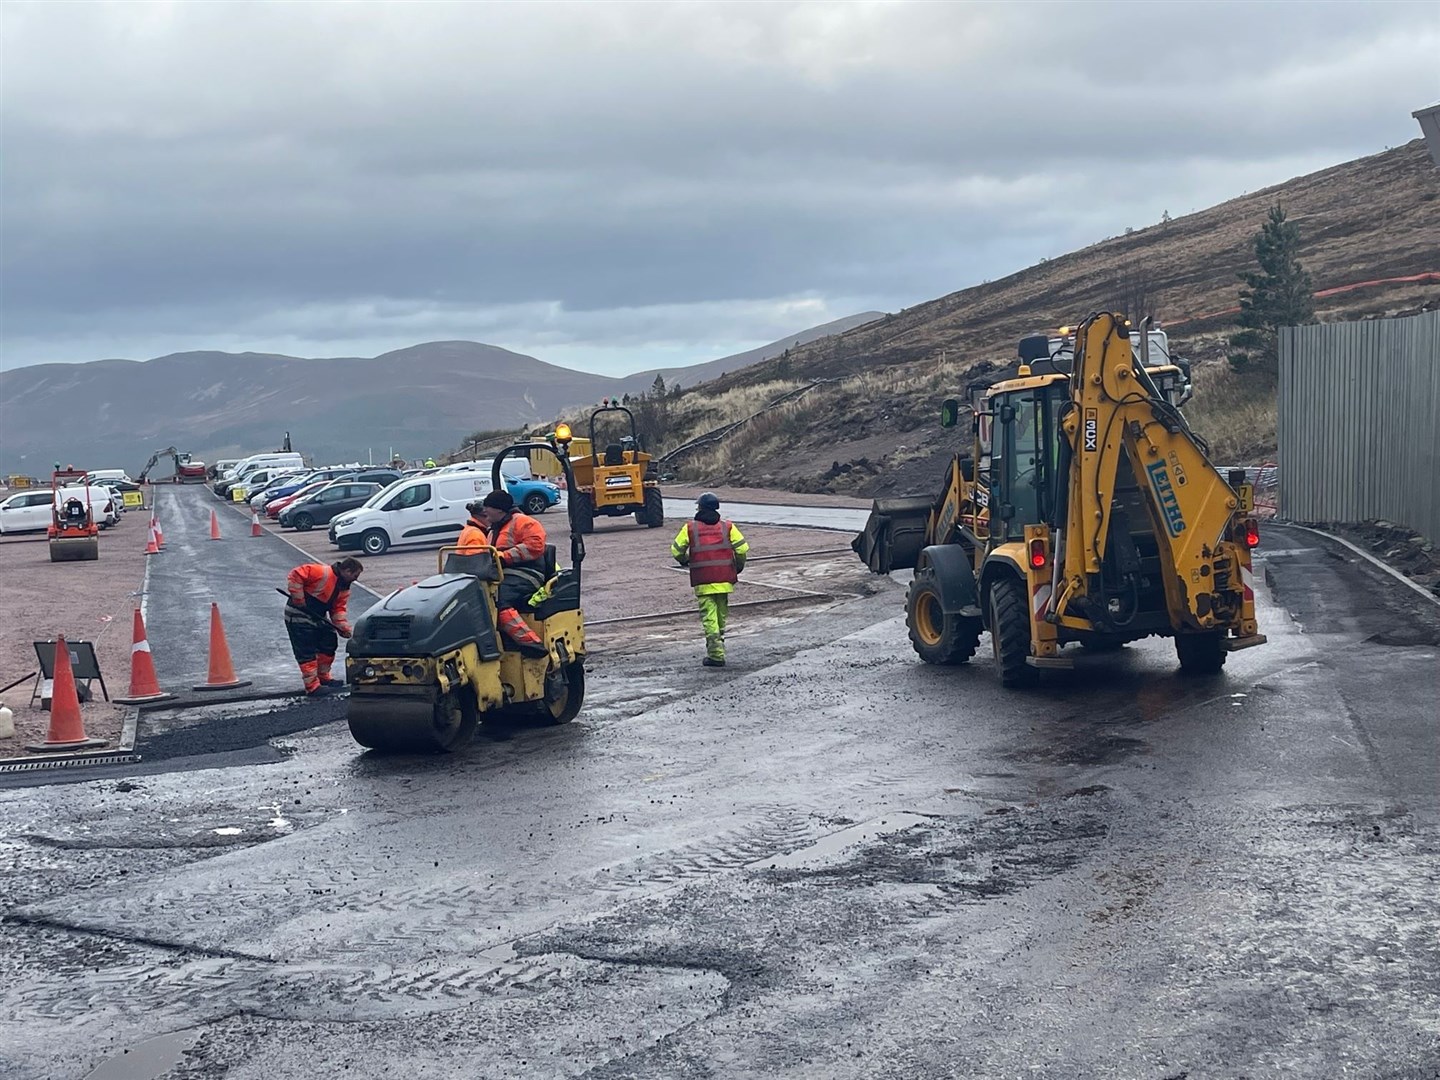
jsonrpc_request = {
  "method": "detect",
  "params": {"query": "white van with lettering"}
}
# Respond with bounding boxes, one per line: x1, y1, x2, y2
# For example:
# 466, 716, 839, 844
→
328, 473, 494, 556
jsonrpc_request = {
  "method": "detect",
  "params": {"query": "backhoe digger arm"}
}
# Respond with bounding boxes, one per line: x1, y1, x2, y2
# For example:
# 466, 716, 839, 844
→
1056, 313, 1255, 634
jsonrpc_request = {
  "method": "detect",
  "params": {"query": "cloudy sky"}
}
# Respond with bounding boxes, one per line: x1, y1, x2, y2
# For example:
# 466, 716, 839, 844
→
1, 1, 1435, 375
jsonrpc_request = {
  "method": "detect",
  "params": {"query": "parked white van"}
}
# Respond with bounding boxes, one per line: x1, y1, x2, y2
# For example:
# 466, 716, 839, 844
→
54, 486, 121, 528
223, 452, 305, 481
215, 454, 306, 497
329, 472, 494, 556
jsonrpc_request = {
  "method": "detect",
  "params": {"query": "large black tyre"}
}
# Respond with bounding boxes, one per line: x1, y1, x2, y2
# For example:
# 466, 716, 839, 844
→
905, 576, 982, 665
988, 575, 1038, 687
360, 528, 390, 556
642, 487, 665, 528
572, 491, 595, 535
523, 491, 549, 516
292, 511, 314, 532
1175, 631, 1227, 675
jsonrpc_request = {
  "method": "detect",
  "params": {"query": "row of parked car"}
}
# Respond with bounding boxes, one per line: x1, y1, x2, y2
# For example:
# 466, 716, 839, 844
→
0, 470, 136, 535
213, 456, 564, 555
242, 467, 407, 530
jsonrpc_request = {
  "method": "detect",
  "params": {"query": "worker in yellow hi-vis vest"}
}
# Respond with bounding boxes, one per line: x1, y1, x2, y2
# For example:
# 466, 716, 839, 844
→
670, 493, 748, 667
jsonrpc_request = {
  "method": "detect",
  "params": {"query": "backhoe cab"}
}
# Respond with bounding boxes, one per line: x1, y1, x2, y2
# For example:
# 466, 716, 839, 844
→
854, 312, 1265, 685
566, 401, 665, 533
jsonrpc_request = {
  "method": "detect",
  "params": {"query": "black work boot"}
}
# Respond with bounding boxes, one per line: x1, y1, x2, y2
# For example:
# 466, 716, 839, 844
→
702, 657, 726, 668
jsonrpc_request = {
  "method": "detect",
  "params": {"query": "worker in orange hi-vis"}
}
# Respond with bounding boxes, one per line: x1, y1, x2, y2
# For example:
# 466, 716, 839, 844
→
477, 490, 549, 658
284, 558, 364, 696
457, 500, 489, 554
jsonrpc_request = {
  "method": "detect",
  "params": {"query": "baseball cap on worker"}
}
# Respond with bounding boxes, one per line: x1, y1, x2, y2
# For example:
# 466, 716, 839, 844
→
483, 489, 515, 512
697, 492, 720, 511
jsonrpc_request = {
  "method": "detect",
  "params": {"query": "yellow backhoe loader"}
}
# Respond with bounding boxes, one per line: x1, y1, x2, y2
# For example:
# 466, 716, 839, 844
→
853, 312, 1265, 684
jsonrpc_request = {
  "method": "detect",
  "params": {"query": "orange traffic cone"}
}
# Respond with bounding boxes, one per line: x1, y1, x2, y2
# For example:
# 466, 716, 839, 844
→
210, 509, 222, 540
251, 511, 263, 537
192, 603, 252, 691
26, 636, 109, 751
155, 518, 165, 547
115, 608, 173, 704
144, 527, 160, 556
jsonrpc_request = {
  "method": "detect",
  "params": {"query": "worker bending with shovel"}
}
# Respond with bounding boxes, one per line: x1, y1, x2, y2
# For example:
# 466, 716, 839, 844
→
283, 557, 364, 696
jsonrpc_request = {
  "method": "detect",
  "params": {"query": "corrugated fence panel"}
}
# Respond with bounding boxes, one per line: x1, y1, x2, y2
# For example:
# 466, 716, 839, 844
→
1278, 309, 1440, 545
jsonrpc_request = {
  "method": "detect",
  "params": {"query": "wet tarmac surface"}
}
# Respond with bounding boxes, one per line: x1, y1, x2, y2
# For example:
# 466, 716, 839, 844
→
0, 517, 1437, 1078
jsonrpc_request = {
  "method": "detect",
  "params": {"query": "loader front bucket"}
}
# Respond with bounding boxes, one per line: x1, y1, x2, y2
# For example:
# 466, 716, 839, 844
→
851, 495, 934, 574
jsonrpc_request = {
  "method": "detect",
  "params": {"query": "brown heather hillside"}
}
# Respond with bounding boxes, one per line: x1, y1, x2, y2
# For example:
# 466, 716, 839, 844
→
657, 140, 1440, 498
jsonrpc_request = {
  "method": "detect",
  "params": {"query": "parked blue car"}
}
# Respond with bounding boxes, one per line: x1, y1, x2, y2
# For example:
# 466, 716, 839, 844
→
507, 478, 563, 516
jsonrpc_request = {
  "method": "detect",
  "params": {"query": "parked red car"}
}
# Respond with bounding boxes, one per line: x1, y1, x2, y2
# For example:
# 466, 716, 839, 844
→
266, 480, 329, 519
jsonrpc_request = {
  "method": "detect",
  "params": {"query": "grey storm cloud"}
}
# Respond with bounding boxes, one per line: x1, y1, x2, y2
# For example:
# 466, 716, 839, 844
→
1, 0, 1435, 372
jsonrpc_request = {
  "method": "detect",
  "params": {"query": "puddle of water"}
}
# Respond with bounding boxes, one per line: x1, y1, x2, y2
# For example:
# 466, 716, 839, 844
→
84, 1029, 200, 1080
212, 827, 243, 836
751, 812, 932, 871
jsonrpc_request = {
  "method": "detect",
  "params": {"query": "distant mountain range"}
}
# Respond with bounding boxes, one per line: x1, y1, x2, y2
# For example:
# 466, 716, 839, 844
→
0, 313, 881, 477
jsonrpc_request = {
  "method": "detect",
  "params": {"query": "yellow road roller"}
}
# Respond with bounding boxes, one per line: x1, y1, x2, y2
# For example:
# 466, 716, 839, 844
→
345, 432, 587, 752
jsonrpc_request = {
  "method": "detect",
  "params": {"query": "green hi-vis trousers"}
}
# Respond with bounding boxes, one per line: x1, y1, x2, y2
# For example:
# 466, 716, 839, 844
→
697, 593, 730, 660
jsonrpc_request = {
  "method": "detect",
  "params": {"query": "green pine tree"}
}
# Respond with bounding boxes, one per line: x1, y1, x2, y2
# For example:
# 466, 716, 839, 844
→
1227, 204, 1315, 376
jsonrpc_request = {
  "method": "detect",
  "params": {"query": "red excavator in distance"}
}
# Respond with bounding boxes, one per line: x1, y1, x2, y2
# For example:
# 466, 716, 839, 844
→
137, 447, 207, 484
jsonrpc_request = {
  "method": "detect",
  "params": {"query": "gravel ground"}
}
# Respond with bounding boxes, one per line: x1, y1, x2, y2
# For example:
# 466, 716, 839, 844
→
0, 512, 151, 756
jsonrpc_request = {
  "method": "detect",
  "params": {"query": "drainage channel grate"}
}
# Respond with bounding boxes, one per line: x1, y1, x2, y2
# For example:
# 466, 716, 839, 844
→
0, 752, 142, 774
